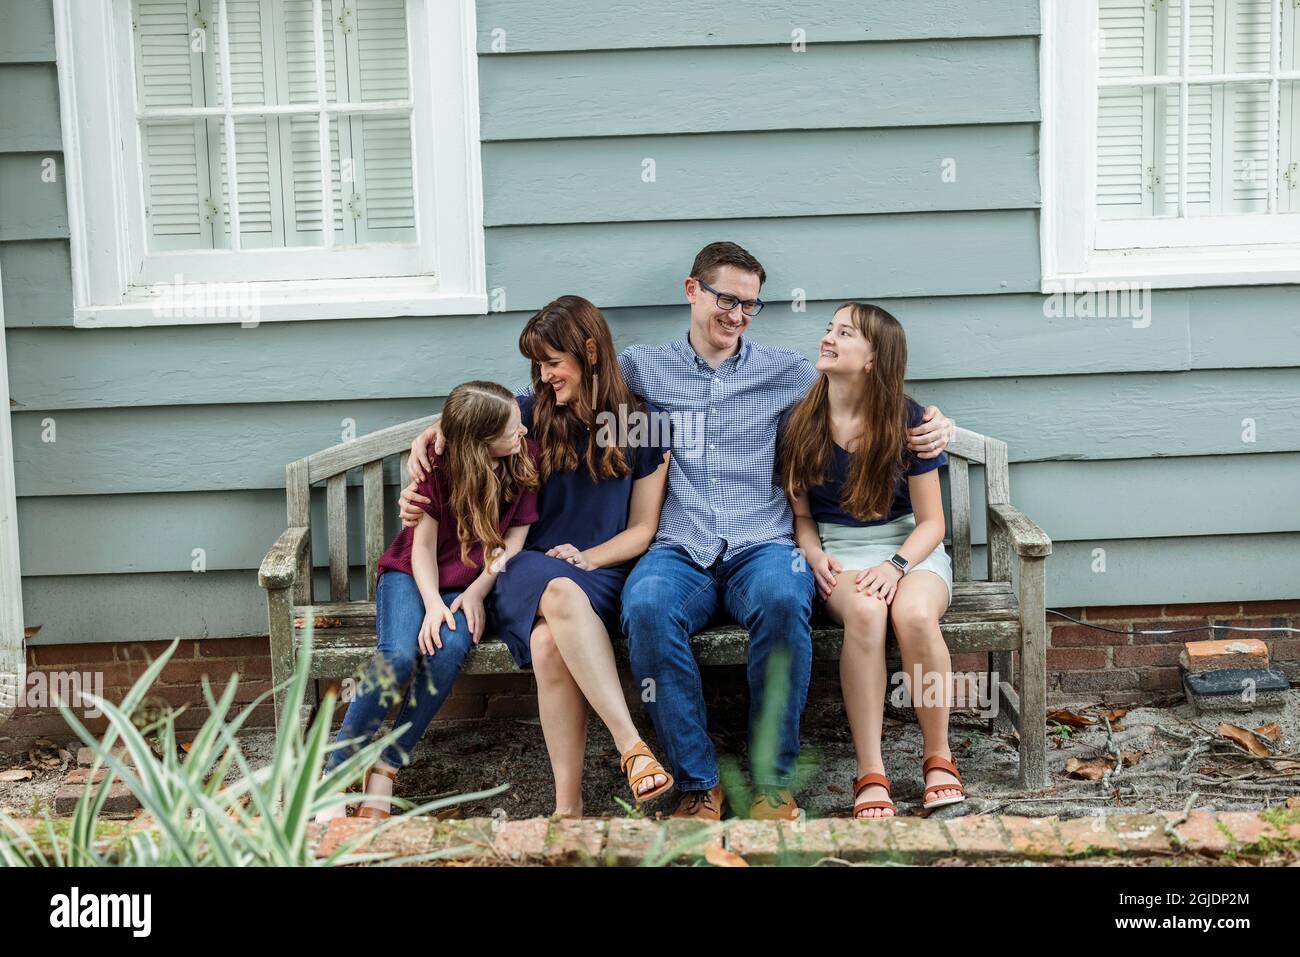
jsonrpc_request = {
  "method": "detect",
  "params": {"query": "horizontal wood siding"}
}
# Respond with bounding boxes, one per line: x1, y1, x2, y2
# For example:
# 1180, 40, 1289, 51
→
1, 0, 1295, 646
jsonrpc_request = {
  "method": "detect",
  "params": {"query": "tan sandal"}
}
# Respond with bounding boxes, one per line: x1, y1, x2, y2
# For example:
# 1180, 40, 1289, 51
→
852, 772, 896, 818
619, 740, 674, 805
355, 765, 398, 820
921, 754, 966, 810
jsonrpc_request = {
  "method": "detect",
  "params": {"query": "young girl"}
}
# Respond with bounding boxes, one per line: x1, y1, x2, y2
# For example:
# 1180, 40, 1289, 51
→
316, 381, 540, 821
401, 296, 675, 815
778, 302, 964, 818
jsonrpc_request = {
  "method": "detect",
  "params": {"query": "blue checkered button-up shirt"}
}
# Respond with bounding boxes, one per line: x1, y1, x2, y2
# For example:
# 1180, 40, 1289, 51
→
615, 332, 817, 568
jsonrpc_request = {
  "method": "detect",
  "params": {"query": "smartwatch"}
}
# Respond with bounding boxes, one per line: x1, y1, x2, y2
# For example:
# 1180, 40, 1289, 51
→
888, 553, 910, 574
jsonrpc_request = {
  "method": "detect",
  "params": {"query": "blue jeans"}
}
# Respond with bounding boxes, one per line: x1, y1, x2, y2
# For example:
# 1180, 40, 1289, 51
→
325, 572, 472, 771
620, 542, 814, 791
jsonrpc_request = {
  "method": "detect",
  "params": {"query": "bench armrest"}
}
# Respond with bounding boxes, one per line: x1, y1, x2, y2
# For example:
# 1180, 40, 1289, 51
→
988, 504, 1052, 558
258, 526, 310, 589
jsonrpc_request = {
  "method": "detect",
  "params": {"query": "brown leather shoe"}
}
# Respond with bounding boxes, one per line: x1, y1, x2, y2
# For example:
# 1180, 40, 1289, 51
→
750, 789, 799, 821
671, 785, 725, 820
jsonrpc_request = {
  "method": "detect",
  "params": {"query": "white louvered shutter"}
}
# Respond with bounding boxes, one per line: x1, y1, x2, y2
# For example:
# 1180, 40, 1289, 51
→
134, 0, 215, 250
343, 0, 416, 243
273, 0, 353, 245
1097, 0, 1159, 219
207, 0, 286, 248
1279, 0, 1299, 213
1224, 0, 1272, 213
1161, 0, 1217, 215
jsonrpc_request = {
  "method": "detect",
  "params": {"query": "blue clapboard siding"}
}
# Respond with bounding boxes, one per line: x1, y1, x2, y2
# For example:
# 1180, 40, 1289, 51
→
1, 1, 1296, 647
12, 369, 1300, 498
475, 0, 1040, 53
17, 453, 1300, 578
478, 40, 1040, 140
482, 125, 1041, 225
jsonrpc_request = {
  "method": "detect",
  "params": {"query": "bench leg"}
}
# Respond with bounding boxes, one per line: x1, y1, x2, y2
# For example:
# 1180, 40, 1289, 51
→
1017, 558, 1049, 789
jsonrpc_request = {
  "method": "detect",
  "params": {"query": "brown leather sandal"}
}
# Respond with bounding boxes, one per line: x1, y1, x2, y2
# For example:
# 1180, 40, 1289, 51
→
620, 740, 674, 804
921, 754, 966, 810
355, 765, 398, 820
852, 772, 896, 818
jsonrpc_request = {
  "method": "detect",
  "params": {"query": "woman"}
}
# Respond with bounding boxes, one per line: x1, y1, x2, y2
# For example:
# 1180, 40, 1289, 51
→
317, 381, 539, 821
402, 296, 674, 815
778, 302, 964, 818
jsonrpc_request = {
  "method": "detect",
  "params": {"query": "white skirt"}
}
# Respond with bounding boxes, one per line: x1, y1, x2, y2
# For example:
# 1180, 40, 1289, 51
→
817, 512, 953, 602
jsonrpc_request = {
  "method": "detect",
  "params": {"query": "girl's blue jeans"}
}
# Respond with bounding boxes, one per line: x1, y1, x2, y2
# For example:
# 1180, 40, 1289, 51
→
325, 571, 472, 771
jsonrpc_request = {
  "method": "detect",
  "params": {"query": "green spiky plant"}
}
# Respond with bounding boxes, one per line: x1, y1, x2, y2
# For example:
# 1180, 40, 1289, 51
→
0, 627, 506, 866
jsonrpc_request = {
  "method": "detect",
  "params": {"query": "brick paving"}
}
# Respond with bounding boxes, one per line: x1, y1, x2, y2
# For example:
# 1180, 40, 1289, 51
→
308, 809, 1300, 865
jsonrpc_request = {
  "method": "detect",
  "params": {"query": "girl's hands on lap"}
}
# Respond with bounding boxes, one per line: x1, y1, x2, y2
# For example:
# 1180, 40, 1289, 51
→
809, 550, 841, 600
856, 562, 903, 603
449, 588, 486, 643
418, 604, 458, 655
546, 543, 594, 570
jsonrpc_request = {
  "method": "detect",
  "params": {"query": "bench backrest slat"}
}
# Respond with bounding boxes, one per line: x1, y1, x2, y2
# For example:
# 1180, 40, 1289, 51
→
947, 456, 972, 581
326, 474, 350, 602
285, 458, 313, 605
363, 461, 385, 601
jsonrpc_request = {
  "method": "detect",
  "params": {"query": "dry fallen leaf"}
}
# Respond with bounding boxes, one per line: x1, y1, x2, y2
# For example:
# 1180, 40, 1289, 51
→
705, 845, 749, 868
1048, 709, 1096, 729
1287, 797, 1300, 810
0, 769, 34, 783
1254, 723, 1282, 742
1065, 757, 1113, 780
1218, 722, 1272, 757
1120, 751, 1144, 767
1104, 708, 1129, 723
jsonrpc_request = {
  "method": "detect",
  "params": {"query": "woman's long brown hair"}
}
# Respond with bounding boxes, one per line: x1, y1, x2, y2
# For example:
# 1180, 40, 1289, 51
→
778, 302, 910, 521
518, 295, 644, 482
441, 380, 539, 569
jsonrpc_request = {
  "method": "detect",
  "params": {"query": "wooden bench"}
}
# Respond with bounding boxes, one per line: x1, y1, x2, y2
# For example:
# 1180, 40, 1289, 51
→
259, 418, 1052, 787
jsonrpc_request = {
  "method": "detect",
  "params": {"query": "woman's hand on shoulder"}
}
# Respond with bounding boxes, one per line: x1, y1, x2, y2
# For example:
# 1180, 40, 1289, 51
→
407, 421, 445, 482
856, 562, 903, 604
546, 543, 595, 570
907, 406, 953, 460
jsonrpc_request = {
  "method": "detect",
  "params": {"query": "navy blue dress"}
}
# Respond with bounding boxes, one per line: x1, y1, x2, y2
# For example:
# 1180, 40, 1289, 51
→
488, 395, 671, 667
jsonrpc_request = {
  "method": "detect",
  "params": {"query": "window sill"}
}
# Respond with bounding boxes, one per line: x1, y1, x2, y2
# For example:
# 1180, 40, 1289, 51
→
1041, 245, 1300, 291
72, 277, 489, 327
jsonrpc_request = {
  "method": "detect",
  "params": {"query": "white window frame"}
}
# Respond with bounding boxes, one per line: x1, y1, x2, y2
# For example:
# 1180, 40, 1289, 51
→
53, 0, 487, 326
1041, 0, 1300, 289
0, 259, 25, 723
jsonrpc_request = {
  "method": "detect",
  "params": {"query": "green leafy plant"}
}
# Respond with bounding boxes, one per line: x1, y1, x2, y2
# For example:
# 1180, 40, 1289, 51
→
0, 627, 506, 866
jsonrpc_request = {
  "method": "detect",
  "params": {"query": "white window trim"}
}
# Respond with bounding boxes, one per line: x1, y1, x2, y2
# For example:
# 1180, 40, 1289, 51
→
0, 259, 26, 723
1040, 0, 1300, 289
53, 0, 488, 327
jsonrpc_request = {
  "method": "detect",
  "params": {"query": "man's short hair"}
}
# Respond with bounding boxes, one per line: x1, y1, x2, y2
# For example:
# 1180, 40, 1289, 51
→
690, 241, 766, 287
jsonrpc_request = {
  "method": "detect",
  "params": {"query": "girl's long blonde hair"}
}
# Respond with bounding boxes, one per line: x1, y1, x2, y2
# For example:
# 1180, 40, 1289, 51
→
778, 302, 910, 521
440, 380, 539, 568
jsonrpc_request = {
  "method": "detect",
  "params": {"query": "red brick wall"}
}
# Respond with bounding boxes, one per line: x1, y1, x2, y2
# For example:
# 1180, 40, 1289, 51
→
3, 600, 1296, 753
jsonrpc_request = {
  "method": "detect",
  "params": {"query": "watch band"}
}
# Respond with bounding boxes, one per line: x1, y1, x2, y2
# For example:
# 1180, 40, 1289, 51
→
888, 553, 910, 573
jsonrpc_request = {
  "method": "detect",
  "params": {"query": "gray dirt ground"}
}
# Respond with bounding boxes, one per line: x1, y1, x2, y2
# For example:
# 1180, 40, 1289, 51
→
3, 687, 1297, 822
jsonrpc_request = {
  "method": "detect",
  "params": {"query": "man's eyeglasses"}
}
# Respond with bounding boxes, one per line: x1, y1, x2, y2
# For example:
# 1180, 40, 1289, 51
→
694, 278, 764, 317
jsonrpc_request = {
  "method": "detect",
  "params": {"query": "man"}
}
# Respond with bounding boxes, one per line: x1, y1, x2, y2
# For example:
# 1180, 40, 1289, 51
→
402, 241, 953, 820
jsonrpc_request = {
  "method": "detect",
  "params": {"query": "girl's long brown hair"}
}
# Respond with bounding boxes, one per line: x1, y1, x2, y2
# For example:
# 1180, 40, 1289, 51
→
518, 295, 644, 482
778, 302, 910, 521
441, 380, 539, 569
